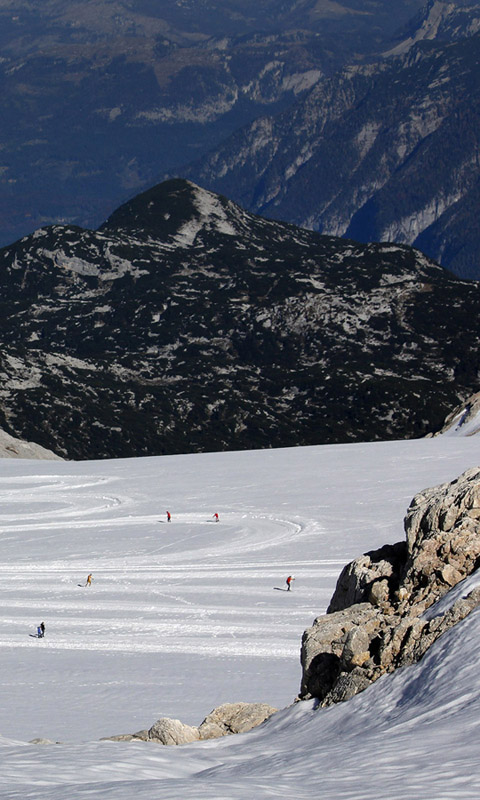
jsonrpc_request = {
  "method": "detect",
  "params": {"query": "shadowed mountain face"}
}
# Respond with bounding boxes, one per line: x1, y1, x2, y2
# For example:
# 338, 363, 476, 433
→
0, 0, 424, 247
181, 2, 480, 279
0, 179, 478, 459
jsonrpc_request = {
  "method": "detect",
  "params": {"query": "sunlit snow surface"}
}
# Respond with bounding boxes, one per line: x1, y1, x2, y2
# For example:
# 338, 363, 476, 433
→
442, 406, 480, 437
1, 437, 480, 798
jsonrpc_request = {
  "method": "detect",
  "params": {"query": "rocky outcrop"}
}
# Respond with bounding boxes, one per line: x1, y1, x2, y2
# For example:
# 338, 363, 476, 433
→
147, 718, 201, 746
28, 738, 58, 745
104, 701, 278, 745
197, 702, 277, 740
300, 467, 480, 705
327, 541, 407, 613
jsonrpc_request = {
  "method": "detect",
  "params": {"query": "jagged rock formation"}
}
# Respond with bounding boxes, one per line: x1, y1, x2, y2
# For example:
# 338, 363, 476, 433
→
183, 4, 480, 279
0, 179, 480, 459
300, 467, 480, 705
104, 702, 278, 745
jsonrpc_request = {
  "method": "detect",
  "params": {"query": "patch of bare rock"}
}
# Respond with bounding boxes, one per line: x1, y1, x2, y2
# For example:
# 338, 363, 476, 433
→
300, 467, 480, 705
103, 702, 278, 745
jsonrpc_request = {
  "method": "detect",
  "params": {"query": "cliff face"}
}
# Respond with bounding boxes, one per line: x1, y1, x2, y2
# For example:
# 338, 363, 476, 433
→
183, 5, 480, 279
300, 467, 480, 705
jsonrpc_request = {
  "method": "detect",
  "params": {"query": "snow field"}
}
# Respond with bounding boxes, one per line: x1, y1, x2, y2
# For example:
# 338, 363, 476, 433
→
0, 437, 479, 798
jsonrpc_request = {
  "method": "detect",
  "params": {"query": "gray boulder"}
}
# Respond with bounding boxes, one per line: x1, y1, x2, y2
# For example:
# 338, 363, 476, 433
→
104, 701, 277, 745
147, 718, 200, 746
198, 702, 277, 740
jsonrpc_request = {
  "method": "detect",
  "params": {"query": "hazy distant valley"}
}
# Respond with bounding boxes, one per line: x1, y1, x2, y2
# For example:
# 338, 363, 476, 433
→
0, 0, 424, 245
182, 1, 480, 279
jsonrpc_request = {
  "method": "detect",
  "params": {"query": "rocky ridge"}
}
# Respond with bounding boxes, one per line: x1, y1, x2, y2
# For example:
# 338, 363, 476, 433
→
300, 467, 480, 705
1, 179, 480, 458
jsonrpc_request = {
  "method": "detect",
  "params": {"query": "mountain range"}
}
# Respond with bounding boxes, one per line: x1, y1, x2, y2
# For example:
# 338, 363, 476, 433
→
181, 0, 480, 279
0, 0, 424, 247
0, 178, 479, 460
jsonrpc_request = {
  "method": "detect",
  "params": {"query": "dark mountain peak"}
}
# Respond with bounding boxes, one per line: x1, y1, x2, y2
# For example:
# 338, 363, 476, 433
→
100, 178, 247, 245
101, 178, 200, 235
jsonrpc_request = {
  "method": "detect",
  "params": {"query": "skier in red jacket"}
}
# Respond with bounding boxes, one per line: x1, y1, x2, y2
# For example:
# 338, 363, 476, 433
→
286, 575, 295, 591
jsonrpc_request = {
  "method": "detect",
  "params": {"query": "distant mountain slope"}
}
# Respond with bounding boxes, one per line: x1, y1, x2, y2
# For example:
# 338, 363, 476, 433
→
0, 179, 479, 459
386, 0, 480, 55
0, 0, 424, 247
181, 3, 480, 279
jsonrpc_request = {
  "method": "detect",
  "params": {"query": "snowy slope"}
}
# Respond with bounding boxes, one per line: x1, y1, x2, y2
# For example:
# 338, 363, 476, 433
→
0, 428, 61, 460
439, 392, 480, 437
0, 436, 479, 798
443, 407, 480, 436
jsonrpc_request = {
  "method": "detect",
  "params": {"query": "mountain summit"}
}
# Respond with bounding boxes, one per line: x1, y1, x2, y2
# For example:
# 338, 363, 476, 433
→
0, 179, 478, 459
100, 179, 251, 242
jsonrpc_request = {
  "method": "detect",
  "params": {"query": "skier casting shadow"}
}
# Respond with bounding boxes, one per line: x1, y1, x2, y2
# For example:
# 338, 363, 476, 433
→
273, 576, 295, 591
30, 622, 45, 638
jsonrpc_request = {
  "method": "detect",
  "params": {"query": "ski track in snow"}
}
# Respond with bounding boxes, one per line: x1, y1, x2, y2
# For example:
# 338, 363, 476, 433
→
1, 435, 480, 800
0, 472, 327, 663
